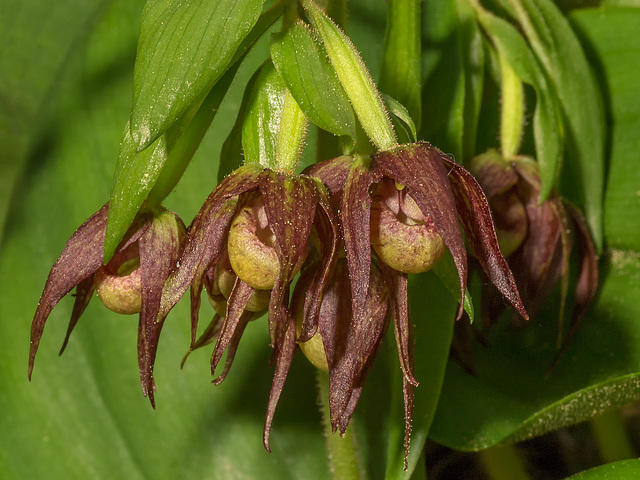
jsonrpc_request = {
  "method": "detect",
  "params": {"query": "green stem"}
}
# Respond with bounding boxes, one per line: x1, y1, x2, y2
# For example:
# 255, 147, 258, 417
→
275, 89, 309, 173
317, 370, 361, 480
498, 52, 524, 159
304, 0, 397, 151
591, 409, 635, 463
479, 444, 531, 480
379, 0, 422, 131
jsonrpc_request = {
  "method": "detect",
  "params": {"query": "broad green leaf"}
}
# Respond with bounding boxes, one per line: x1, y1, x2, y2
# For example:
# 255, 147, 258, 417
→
507, 0, 606, 251
420, 0, 484, 163
379, 0, 422, 131
271, 22, 356, 139
105, 5, 284, 259
570, 7, 640, 252
430, 249, 640, 450
567, 459, 640, 479
130, 0, 266, 149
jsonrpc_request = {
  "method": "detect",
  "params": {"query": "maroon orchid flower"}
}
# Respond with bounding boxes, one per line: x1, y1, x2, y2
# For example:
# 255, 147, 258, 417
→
293, 255, 390, 434
468, 151, 598, 350
162, 163, 339, 450
29, 204, 186, 406
307, 141, 528, 465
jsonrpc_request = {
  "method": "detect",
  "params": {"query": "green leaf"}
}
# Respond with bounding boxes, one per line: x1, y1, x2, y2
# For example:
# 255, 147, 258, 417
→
420, 0, 484, 162
382, 94, 418, 144
105, 5, 284, 259
379, 0, 422, 131
303, 0, 397, 151
429, 249, 640, 450
271, 22, 356, 139
130, 0, 266, 149
570, 7, 640, 252
508, 0, 606, 251
567, 460, 640, 479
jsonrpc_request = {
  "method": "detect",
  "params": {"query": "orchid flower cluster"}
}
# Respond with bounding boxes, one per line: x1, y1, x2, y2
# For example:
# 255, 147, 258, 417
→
29, 0, 533, 467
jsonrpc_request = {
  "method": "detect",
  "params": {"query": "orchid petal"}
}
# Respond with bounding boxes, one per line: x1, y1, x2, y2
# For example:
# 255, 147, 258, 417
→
163, 165, 262, 345
381, 264, 418, 387
29, 204, 109, 379
137, 209, 183, 407
263, 309, 297, 452
341, 156, 381, 327
211, 278, 254, 384
297, 179, 339, 342
564, 201, 599, 347
58, 276, 95, 356
306, 155, 354, 208
180, 314, 223, 368
260, 171, 317, 344
445, 156, 528, 320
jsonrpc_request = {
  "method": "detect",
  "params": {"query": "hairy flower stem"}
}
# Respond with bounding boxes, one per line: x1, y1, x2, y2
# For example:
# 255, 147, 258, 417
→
590, 409, 635, 464
275, 89, 309, 173
304, 0, 397, 151
499, 52, 524, 159
317, 370, 361, 480
478, 444, 531, 480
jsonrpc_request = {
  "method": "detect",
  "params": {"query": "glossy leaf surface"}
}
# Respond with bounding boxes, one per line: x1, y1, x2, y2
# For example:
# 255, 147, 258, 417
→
130, 0, 266, 149
271, 22, 356, 139
567, 459, 640, 479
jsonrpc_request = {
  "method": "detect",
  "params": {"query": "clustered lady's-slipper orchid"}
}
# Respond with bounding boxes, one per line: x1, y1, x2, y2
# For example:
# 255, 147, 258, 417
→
29, 204, 185, 406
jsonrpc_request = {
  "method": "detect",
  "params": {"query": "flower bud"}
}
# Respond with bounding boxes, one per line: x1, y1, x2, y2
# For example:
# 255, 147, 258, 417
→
206, 256, 270, 317
294, 257, 389, 377
370, 178, 446, 274
95, 244, 142, 315
468, 151, 529, 257
227, 196, 306, 290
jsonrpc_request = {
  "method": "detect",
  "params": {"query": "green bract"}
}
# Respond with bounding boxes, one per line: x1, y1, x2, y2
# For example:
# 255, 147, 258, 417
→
303, 0, 397, 151
271, 22, 357, 140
